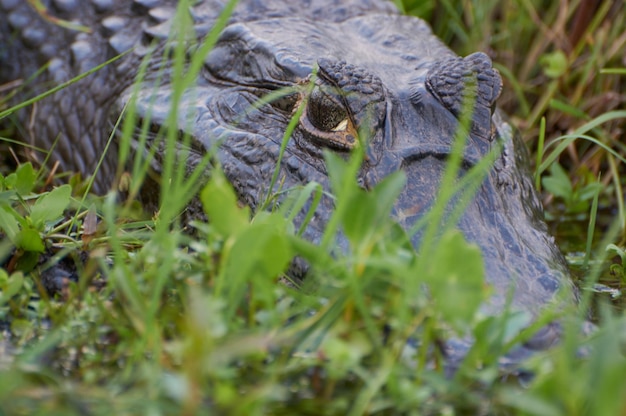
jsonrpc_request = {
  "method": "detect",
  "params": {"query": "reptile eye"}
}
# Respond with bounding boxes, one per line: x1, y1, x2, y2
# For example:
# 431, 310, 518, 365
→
307, 87, 349, 131
299, 85, 358, 150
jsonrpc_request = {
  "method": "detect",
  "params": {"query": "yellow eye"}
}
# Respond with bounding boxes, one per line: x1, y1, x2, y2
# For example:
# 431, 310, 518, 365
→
307, 86, 349, 131
299, 85, 358, 150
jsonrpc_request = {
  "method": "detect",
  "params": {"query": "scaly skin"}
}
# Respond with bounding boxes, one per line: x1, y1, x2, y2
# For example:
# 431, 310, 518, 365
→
0, 0, 575, 363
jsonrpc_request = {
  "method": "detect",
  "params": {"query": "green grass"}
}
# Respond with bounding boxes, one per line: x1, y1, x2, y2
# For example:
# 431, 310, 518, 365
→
1, 0, 626, 414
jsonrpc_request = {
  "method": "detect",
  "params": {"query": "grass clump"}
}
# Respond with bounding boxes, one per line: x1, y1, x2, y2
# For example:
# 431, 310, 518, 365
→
0, 0, 625, 415
406, 0, 626, 237
0, 137, 495, 414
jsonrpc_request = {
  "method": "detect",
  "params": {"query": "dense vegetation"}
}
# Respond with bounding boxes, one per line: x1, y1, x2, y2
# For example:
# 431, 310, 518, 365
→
0, 0, 625, 414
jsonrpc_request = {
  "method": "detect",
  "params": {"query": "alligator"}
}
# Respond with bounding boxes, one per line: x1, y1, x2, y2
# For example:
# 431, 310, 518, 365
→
0, 0, 577, 364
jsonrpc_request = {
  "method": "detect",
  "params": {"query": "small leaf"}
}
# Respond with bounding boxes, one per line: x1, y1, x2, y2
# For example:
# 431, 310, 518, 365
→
606, 244, 626, 260
14, 163, 37, 195
29, 184, 72, 227
3, 173, 16, 189
321, 333, 371, 379
0, 190, 17, 204
14, 250, 40, 273
540, 50, 568, 78
0, 271, 25, 305
4, 163, 37, 194
17, 226, 45, 252
577, 182, 603, 201
0, 205, 20, 242
541, 163, 572, 200
200, 170, 250, 237
224, 217, 291, 282
424, 230, 487, 329
219, 214, 292, 317
342, 172, 406, 245
341, 191, 373, 244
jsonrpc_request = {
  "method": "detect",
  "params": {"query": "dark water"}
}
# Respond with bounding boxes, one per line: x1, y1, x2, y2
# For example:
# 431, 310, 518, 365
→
548, 209, 626, 314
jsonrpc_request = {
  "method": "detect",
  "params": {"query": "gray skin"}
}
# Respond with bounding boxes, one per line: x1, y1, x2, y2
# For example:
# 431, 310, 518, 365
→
0, 0, 574, 363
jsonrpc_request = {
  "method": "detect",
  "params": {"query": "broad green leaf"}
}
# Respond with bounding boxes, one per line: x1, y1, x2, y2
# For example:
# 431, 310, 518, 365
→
0, 190, 17, 204
341, 191, 372, 245
219, 215, 292, 317
200, 170, 250, 237
0, 205, 20, 242
16, 226, 45, 252
321, 332, 371, 379
369, 171, 406, 216
14, 251, 40, 273
342, 172, 406, 245
541, 163, 572, 200
30, 184, 72, 227
0, 271, 24, 305
14, 163, 37, 195
223, 217, 291, 282
2, 172, 15, 190
424, 230, 486, 329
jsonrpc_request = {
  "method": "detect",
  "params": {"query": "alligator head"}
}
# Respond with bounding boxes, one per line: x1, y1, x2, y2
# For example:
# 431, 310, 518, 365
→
0, 0, 575, 364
